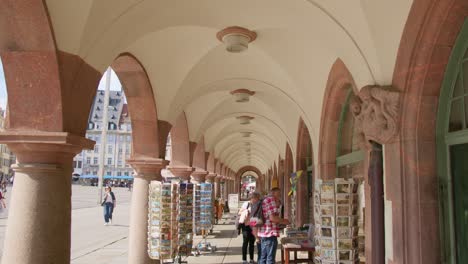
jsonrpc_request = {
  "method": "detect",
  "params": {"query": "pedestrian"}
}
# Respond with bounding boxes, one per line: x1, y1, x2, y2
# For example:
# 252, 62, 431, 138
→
238, 192, 260, 264
0, 188, 6, 212
214, 199, 219, 224
102, 186, 116, 225
257, 187, 289, 264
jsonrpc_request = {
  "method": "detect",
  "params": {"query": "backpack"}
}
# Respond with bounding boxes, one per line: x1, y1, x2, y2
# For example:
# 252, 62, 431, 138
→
249, 199, 265, 227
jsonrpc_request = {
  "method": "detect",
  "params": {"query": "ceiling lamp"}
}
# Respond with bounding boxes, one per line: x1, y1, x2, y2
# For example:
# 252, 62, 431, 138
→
217, 26, 257, 53
237, 116, 254, 125
230, 89, 255, 103
241, 132, 252, 138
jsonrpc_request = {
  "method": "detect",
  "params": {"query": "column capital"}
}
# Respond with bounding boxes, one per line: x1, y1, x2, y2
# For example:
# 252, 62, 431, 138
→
127, 158, 168, 181
206, 173, 217, 183
191, 170, 208, 183
168, 166, 195, 181
0, 131, 94, 164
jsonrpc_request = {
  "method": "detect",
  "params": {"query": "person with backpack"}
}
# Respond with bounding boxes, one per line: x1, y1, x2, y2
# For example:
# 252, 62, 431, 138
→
238, 192, 261, 264
102, 186, 116, 225
257, 187, 289, 264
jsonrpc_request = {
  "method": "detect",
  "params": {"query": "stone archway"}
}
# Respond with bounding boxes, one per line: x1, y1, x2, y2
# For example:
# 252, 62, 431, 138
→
318, 59, 358, 180
295, 118, 313, 227
388, 1, 467, 263
236, 165, 264, 193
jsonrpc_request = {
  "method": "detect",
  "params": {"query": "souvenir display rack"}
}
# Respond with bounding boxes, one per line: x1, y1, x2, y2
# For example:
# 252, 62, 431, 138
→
148, 181, 178, 260
177, 183, 194, 257
194, 183, 217, 253
193, 184, 202, 235
314, 178, 359, 264
148, 181, 195, 262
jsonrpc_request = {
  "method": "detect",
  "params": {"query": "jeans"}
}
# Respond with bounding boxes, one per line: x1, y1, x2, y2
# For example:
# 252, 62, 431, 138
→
257, 240, 262, 263
259, 236, 278, 264
241, 225, 255, 261
104, 202, 114, 223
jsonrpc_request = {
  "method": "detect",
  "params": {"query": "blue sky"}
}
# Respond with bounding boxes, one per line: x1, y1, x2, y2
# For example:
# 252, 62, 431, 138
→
0, 61, 122, 110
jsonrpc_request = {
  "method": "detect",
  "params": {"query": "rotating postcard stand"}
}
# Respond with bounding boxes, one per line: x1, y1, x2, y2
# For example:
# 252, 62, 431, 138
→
148, 180, 195, 264
193, 183, 217, 255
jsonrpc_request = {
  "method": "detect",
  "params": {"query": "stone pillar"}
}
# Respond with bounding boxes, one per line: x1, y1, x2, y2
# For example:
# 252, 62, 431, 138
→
168, 166, 194, 182
214, 175, 223, 199
127, 158, 168, 264
368, 142, 385, 264
191, 170, 208, 184
0, 132, 93, 264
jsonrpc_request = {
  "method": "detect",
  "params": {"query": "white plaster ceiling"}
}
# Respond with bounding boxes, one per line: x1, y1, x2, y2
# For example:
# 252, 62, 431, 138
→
45, 0, 413, 175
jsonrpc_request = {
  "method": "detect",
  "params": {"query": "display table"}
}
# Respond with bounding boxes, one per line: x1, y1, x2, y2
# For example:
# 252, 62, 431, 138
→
280, 238, 315, 264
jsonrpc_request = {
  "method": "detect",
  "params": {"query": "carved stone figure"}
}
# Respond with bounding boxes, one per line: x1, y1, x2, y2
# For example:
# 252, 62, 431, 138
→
350, 85, 400, 149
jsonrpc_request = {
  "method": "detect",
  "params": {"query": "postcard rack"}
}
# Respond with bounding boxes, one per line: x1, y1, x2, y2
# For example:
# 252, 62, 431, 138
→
148, 182, 195, 262
314, 178, 359, 264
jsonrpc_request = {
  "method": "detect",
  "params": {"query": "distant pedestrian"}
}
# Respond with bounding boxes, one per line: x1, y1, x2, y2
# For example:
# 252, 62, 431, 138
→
0, 188, 6, 212
102, 186, 116, 225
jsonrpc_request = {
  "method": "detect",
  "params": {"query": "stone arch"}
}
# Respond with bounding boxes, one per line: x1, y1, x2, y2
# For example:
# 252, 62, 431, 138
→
295, 118, 314, 227
236, 165, 264, 192
112, 54, 163, 158
284, 143, 294, 219
207, 152, 216, 173
318, 58, 359, 180
169, 112, 191, 166
389, 1, 468, 263
0, 0, 101, 136
193, 136, 207, 171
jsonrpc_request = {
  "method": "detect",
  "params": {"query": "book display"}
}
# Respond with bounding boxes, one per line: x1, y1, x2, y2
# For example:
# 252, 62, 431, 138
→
314, 178, 359, 264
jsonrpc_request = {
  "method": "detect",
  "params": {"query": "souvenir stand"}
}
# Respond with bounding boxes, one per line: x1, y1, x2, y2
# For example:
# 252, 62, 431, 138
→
148, 181, 194, 263
176, 183, 194, 261
314, 178, 359, 264
195, 183, 217, 253
148, 181, 178, 261
193, 184, 202, 235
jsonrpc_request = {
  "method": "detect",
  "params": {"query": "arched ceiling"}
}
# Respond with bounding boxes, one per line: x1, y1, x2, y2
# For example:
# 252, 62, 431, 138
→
45, 0, 413, 176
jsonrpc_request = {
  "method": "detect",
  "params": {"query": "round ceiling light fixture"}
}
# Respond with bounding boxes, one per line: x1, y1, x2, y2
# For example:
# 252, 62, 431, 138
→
230, 89, 255, 103
217, 26, 257, 53
237, 116, 254, 125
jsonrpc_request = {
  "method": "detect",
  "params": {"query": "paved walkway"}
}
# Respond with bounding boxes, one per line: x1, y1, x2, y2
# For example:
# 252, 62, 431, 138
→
0, 185, 282, 264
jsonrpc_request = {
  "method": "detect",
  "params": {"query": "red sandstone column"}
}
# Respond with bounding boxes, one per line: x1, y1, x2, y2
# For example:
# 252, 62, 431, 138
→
127, 158, 168, 264
206, 173, 216, 183
168, 166, 195, 182
214, 175, 223, 199
191, 170, 208, 184
0, 132, 93, 264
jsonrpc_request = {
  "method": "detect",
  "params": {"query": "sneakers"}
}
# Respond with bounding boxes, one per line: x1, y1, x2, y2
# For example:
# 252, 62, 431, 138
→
104, 222, 109, 226
109, 219, 112, 225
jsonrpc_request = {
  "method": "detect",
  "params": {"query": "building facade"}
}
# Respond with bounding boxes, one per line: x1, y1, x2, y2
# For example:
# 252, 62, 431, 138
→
0, 108, 15, 176
73, 90, 133, 177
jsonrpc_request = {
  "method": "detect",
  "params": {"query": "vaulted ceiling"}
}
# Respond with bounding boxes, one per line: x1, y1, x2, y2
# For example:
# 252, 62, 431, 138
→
45, 0, 413, 173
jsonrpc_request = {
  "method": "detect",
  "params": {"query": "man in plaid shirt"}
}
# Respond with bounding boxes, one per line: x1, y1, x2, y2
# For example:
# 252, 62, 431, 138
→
258, 187, 289, 264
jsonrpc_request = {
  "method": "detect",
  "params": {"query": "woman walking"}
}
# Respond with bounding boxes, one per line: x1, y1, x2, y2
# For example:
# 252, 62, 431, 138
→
239, 192, 261, 264
102, 186, 116, 225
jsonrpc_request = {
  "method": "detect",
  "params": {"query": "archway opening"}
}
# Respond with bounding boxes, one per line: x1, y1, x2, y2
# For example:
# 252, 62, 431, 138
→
240, 174, 257, 200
